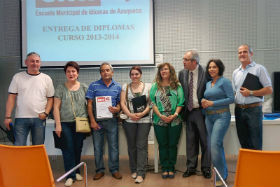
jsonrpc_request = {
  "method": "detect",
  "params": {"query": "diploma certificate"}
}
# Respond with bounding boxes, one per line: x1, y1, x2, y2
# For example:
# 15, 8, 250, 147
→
96, 96, 113, 119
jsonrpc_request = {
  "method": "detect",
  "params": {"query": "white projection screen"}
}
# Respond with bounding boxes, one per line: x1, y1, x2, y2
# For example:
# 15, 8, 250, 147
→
21, 0, 155, 68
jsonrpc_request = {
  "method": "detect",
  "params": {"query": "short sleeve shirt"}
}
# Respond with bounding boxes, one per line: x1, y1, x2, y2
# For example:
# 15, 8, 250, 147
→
232, 61, 272, 104
86, 79, 121, 119
8, 71, 54, 118
54, 83, 88, 122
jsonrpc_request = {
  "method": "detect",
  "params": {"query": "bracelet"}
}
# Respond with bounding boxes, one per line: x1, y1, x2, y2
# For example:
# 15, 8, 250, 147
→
159, 114, 162, 118
5, 116, 12, 119
43, 112, 49, 117
174, 112, 178, 116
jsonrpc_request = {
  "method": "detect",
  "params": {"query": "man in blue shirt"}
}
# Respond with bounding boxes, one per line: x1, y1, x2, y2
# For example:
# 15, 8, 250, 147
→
232, 44, 273, 150
86, 62, 122, 180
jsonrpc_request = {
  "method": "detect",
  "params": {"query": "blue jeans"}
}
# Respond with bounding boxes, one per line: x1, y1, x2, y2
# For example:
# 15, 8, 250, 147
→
235, 106, 263, 150
205, 111, 230, 181
61, 122, 85, 179
14, 118, 46, 146
92, 118, 119, 174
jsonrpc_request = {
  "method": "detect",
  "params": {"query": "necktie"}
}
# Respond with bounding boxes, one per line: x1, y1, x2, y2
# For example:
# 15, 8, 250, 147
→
187, 72, 193, 111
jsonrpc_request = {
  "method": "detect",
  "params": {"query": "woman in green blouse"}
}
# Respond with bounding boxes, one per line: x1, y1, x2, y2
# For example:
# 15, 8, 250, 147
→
150, 62, 185, 179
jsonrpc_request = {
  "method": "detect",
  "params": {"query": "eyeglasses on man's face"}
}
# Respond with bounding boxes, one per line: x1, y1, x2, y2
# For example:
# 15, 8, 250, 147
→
183, 58, 193, 62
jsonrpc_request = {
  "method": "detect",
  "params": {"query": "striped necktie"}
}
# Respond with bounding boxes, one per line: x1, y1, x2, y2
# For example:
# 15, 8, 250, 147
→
187, 72, 193, 111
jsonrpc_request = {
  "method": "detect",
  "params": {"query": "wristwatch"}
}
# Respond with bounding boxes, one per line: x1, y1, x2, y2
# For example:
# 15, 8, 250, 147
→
249, 90, 254, 96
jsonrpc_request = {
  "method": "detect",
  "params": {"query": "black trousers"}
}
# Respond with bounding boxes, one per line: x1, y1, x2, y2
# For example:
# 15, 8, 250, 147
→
185, 109, 211, 171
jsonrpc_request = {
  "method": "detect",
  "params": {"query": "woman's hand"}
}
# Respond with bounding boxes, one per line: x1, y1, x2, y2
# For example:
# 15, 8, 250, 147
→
166, 114, 177, 123
129, 113, 141, 121
201, 98, 213, 108
136, 111, 147, 118
160, 114, 173, 123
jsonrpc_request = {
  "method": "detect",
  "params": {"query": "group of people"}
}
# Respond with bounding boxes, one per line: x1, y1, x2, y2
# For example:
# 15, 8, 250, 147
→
3, 44, 272, 186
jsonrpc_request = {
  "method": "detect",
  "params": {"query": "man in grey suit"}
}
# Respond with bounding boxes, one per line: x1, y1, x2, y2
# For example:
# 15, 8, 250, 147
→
178, 50, 211, 178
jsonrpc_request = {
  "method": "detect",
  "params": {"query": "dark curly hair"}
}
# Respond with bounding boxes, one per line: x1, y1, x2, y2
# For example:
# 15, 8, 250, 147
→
206, 59, 225, 77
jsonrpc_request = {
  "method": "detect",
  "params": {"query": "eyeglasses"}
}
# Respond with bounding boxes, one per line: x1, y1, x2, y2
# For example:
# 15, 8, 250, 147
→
100, 69, 111, 73
183, 58, 193, 62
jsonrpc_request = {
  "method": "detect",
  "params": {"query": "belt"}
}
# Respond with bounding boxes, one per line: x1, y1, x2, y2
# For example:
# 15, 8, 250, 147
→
189, 108, 200, 112
206, 108, 229, 115
236, 102, 262, 109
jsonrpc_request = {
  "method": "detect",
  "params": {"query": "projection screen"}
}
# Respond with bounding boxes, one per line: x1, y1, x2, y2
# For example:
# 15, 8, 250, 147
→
21, 0, 155, 68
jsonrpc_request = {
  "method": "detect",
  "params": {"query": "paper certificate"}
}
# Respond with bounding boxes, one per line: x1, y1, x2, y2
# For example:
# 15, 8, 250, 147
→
96, 96, 113, 119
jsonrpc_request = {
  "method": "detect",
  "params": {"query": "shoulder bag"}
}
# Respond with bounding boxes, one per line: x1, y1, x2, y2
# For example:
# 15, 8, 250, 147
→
68, 89, 91, 133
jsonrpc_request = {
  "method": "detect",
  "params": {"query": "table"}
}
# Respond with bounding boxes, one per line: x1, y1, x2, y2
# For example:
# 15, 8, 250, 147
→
153, 117, 280, 173
44, 118, 280, 173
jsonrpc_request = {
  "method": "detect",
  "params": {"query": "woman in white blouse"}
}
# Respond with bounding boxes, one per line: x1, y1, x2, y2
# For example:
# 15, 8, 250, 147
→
120, 66, 151, 184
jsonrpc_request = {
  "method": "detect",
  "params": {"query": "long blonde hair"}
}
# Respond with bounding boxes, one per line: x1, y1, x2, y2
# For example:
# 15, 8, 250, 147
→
155, 62, 179, 90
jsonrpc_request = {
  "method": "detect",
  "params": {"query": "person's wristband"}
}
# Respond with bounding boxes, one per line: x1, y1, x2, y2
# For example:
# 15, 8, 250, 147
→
43, 112, 49, 117
5, 116, 12, 119
159, 114, 162, 118
174, 112, 178, 116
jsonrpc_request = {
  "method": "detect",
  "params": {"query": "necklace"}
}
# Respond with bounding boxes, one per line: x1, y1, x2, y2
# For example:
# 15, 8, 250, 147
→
131, 81, 142, 89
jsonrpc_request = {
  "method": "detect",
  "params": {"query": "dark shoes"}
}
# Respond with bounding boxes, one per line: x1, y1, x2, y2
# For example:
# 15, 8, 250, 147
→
162, 171, 176, 179
93, 171, 122, 180
93, 172, 104, 180
202, 169, 212, 179
162, 171, 169, 179
168, 171, 175, 179
183, 170, 196, 178
112, 171, 122, 179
